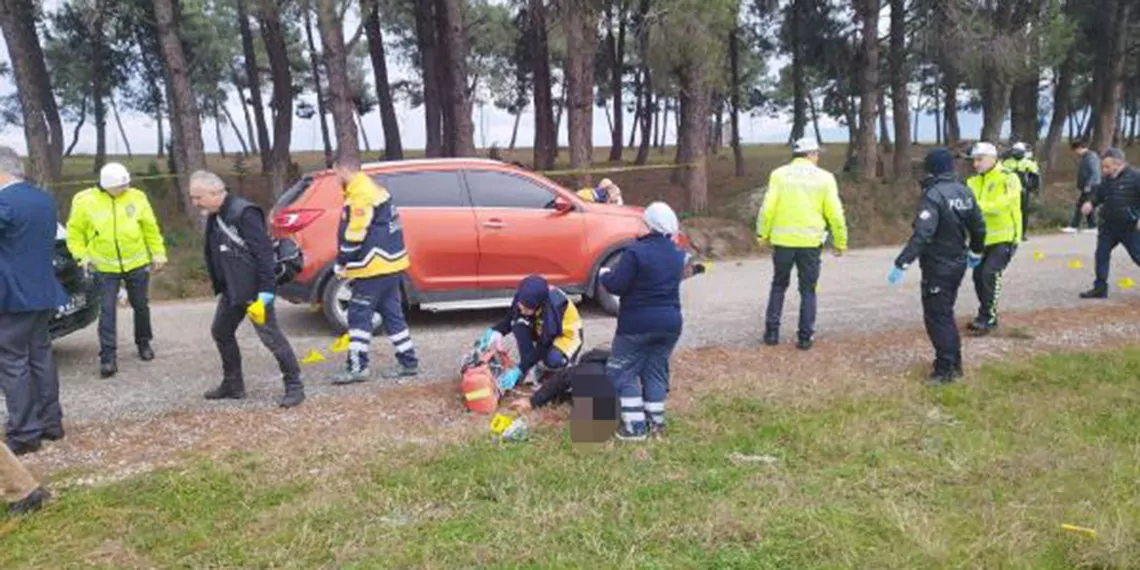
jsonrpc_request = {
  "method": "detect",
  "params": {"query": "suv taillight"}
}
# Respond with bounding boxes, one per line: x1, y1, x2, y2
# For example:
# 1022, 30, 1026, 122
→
273, 209, 323, 234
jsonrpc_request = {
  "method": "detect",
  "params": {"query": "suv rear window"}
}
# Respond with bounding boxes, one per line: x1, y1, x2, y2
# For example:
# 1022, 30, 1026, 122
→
273, 176, 313, 211
373, 171, 469, 208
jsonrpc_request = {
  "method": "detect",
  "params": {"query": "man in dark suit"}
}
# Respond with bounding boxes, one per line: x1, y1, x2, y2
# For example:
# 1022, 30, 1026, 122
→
0, 146, 68, 455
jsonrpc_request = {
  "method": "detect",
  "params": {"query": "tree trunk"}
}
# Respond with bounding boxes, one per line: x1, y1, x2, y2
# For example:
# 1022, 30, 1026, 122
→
854, 0, 881, 178
608, 4, 626, 162
258, 0, 294, 196
362, 0, 403, 160
628, 70, 641, 150
156, 108, 165, 158
637, 82, 653, 165
659, 98, 669, 151
222, 102, 250, 156
415, 0, 443, 157
91, 0, 107, 172
435, 0, 474, 157
729, 26, 744, 177
790, 0, 807, 140
889, 0, 910, 181
316, 0, 361, 165
236, 83, 259, 155
1093, 0, 1131, 152
711, 98, 724, 154
215, 105, 228, 158
110, 92, 133, 160
153, 0, 206, 216
878, 90, 891, 150
65, 95, 88, 158
0, 0, 63, 184
237, 0, 272, 169
678, 64, 711, 213
530, 0, 556, 170
809, 94, 823, 144
565, 0, 599, 185
979, 74, 1009, 143
508, 111, 522, 151
356, 110, 372, 152
942, 69, 960, 147
1009, 79, 1039, 144
303, 1, 334, 167
1041, 54, 1073, 172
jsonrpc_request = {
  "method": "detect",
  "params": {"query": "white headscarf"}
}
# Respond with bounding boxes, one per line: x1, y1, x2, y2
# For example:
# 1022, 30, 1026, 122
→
643, 201, 679, 236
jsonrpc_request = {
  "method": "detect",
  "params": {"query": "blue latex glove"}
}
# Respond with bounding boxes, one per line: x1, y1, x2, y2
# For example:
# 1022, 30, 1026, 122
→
887, 267, 906, 286
498, 367, 522, 391
967, 253, 982, 269
257, 292, 276, 306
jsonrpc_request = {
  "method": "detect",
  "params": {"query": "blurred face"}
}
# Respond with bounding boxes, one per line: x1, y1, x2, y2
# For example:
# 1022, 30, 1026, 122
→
972, 155, 997, 173
189, 186, 226, 216
518, 302, 537, 317
805, 151, 820, 165
1102, 157, 1126, 178
333, 164, 356, 187
1074, 146, 1087, 156
105, 184, 128, 197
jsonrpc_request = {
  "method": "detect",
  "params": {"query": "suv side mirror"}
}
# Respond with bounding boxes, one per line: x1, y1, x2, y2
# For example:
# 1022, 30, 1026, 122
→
552, 196, 574, 214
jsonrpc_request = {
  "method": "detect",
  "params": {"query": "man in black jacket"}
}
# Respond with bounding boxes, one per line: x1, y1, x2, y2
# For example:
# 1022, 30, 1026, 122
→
1079, 148, 1140, 299
888, 148, 987, 384
508, 348, 619, 442
189, 170, 305, 408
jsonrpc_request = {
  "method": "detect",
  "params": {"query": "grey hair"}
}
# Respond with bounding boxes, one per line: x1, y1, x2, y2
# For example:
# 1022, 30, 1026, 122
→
189, 170, 227, 194
0, 146, 25, 179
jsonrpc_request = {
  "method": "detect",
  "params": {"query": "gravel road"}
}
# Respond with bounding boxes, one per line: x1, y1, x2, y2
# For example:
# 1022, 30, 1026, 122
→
11, 231, 1139, 425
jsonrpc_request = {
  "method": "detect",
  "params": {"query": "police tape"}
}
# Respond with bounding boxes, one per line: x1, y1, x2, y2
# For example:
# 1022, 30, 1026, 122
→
46, 173, 187, 190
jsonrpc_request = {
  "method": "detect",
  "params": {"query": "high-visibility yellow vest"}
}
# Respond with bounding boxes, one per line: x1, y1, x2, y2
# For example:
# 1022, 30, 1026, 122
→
66, 187, 167, 273
756, 158, 848, 249
968, 166, 1023, 245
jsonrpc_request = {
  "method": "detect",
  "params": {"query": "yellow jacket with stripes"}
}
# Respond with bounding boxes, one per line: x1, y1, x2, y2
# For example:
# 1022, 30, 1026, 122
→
757, 158, 849, 249
968, 166, 1023, 246
66, 186, 167, 274
337, 173, 411, 279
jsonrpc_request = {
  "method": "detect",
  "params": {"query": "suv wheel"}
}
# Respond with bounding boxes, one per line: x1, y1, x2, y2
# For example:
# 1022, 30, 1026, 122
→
321, 276, 381, 334
593, 253, 623, 316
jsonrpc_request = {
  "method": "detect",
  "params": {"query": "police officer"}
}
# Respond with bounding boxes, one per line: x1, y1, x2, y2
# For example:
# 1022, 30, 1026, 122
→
756, 137, 848, 350
966, 142, 1022, 334
331, 157, 420, 384
1078, 148, 1140, 299
1001, 142, 1040, 240
889, 148, 986, 384
66, 163, 167, 377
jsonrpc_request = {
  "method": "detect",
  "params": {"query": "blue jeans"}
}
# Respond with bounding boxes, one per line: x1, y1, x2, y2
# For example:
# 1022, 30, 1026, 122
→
346, 274, 418, 372
607, 331, 681, 433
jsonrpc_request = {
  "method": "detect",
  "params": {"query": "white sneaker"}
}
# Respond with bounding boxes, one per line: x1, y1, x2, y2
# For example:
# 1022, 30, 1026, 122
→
1082, 228, 1099, 234
1061, 227, 1078, 234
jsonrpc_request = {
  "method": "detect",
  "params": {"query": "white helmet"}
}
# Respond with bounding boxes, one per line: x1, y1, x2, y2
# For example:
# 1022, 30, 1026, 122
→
969, 142, 998, 158
1012, 142, 1028, 153
99, 162, 131, 190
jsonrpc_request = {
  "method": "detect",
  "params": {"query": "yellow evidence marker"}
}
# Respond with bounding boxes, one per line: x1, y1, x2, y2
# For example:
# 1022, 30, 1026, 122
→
490, 413, 515, 435
1033, 251, 1046, 261
1118, 277, 1136, 289
301, 349, 327, 365
1068, 259, 1084, 269
1060, 524, 1097, 539
330, 334, 351, 353
246, 298, 267, 326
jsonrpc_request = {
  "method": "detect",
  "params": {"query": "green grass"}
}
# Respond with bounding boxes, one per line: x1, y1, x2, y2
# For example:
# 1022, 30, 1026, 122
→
4, 347, 1140, 568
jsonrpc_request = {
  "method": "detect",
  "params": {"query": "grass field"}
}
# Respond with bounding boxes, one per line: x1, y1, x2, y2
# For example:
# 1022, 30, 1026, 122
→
3, 346, 1138, 569
46, 143, 1112, 301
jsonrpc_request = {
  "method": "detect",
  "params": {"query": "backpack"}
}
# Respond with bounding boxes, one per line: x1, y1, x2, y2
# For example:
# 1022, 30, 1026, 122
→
459, 340, 515, 414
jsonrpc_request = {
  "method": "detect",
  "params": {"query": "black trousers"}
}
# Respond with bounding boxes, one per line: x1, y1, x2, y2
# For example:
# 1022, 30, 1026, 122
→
1021, 190, 1031, 237
97, 267, 153, 361
1069, 192, 1097, 230
922, 267, 966, 373
765, 246, 822, 341
211, 296, 302, 391
0, 311, 62, 446
1094, 223, 1140, 290
973, 243, 1015, 324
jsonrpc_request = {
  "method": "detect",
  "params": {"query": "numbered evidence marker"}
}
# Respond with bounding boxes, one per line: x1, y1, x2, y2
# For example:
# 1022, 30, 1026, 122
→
1118, 277, 1136, 289
1069, 259, 1084, 269
301, 349, 327, 365
490, 413, 515, 435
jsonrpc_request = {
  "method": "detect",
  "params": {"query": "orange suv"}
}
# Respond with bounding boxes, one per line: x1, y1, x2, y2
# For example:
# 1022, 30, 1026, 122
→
270, 159, 660, 331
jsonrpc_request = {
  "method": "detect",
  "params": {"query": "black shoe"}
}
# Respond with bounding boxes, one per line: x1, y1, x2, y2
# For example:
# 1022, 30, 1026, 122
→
7, 487, 49, 515
796, 337, 814, 351
7, 439, 41, 456
42, 428, 64, 442
615, 423, 648, 442
137, 342, 155, 362
763, 330, 779, 346
203, 384, 245, 400
968, 318, 998, 334
278, 389, 305, 408
927, 368, 963, 386
1080, 287, 1108, 299
648, 422, 667, 440
380, 364, 420, 380
99, 359, 118, 379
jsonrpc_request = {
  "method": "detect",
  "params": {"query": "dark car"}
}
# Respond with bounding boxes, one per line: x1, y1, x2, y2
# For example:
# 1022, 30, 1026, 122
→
50, 224, 99, 340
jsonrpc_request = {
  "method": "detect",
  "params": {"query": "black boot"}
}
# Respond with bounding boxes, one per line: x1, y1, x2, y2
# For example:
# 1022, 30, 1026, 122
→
763, 329, 779, 346
927, 367, 963, 386
7, 439, 41, 456
99, 357, 118, 379
137, 342, 155, 361
204, 381, 245, 400
278, 378, 305, 408
796, 336, 814, 351
7, 487, 50, 515
1079, 287, 1108, 299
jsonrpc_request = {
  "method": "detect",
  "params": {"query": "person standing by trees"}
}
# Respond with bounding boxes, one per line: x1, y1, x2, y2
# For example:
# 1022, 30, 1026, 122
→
1001, 143, 1040, 242
66, 163, 167, 378
965, 142, 1022, 335
1065, 140, 1100, 234
757, 137, 848, 351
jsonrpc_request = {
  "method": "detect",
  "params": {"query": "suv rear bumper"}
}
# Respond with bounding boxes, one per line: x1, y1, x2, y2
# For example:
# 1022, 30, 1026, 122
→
50, 284, 99, 340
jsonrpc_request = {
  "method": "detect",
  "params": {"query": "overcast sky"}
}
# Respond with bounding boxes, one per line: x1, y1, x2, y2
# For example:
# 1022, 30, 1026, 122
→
0, 6, 994, 157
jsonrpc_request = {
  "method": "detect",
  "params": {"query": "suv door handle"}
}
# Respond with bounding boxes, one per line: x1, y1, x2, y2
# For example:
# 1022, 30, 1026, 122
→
483, 219, 506, 229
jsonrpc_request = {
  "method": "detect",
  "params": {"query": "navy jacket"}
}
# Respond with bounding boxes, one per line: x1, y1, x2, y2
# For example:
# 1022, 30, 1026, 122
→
601, 233, 686, 335
0, 181, 68, 313
895, 173, 986, 277
205, 194, 276, 306
1090, 165, 1140, 227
